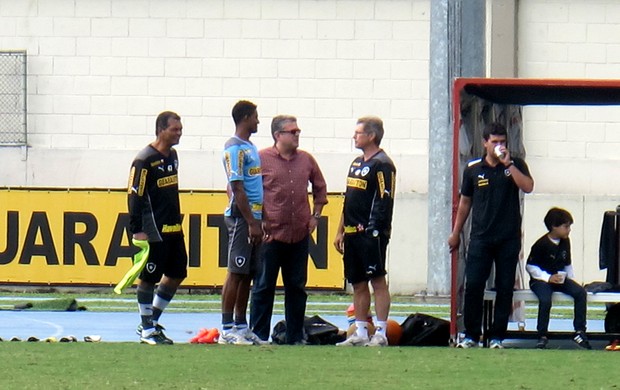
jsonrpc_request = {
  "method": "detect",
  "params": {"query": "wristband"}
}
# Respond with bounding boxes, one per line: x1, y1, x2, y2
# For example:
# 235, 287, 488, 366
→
313, 212, 321, 219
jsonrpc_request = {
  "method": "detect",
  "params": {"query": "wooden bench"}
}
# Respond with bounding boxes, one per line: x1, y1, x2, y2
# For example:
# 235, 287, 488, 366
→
482, 289, 620, 345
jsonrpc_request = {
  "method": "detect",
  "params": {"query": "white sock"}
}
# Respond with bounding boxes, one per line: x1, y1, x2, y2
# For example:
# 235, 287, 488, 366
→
355, 321, 368, 338
153, 295, 171, 312
138, 303, 153, 317
375, 321, 387, 336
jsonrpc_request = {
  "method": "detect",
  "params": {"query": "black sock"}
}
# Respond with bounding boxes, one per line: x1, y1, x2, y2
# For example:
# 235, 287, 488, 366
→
137, 285, 154, 329
222, 312, 234, 331
152, 283, 176, 323
235, 315, 248, 329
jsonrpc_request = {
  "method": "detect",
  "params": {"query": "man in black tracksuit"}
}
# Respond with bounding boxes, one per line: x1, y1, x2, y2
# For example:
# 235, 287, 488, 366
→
448, 122, 534, 349
334, 116, 396, 347
128, 111, 188, 345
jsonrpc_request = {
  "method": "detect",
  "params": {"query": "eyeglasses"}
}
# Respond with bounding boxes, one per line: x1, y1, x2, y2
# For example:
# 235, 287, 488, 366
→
278, 129, 301, 136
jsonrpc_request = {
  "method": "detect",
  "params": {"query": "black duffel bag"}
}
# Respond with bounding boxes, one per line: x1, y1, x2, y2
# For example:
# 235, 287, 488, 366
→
399, 313, 450, 346
271, 315, 345, 345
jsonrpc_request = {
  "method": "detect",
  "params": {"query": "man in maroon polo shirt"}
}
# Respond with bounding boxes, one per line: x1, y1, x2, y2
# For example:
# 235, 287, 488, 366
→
250, 115, 328, 344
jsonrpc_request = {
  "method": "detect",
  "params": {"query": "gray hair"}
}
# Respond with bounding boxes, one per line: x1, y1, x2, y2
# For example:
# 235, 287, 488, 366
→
270, 115, 297, 141
357, 116, 384, 146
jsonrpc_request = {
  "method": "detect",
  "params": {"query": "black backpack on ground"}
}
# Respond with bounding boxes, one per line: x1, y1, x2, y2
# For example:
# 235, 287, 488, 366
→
271, 315, 345, 345
399, 313, 450, 346
271, 320, 288, 345
303, 315, 344, 345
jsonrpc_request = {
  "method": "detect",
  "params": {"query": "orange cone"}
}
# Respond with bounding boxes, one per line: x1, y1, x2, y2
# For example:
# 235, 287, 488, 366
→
189, 328, 209, 344
198, 328, 220, 344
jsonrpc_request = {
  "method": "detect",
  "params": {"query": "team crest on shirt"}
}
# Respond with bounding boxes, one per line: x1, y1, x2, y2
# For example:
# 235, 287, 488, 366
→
146, 263, 156, 273
235, 256, 246, 268
361, 167, 370, 177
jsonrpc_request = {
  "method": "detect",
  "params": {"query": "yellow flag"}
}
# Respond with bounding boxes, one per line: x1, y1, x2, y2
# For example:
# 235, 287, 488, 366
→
113, 239, 150, 294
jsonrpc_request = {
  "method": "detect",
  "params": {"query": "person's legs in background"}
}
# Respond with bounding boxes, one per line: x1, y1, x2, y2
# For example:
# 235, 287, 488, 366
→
490, 238, 520, 344
281, 237, 309, 344
250, 241, 281, 341
462, 239, 494, 344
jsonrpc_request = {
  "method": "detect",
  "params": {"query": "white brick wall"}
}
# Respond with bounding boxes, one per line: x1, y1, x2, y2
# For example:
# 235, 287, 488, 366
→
0, 0, 429, 191
518, 0, 620, 198
1, 0, 620, 292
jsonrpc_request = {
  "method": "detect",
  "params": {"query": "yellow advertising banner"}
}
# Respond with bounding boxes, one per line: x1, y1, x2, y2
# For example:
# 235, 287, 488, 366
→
0, 188, 345, 289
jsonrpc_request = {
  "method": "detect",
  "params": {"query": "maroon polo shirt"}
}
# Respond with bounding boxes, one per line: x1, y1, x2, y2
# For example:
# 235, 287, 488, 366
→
259, 146, 328, 243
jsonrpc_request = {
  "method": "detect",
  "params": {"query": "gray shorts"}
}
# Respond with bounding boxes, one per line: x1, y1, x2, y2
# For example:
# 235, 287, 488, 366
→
224, 216, 259, 275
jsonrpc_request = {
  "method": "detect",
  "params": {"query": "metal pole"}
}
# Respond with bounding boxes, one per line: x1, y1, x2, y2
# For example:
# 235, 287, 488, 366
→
427, 0, 485, 296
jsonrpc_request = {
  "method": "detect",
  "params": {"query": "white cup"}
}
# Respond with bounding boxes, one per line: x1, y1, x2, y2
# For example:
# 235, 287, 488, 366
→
494, 145, 505, 159
557, 271, 567, 283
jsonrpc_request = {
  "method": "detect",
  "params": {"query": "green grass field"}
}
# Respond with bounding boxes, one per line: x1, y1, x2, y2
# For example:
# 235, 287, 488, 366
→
2, 342, 620, 389
1, 291, 619, 389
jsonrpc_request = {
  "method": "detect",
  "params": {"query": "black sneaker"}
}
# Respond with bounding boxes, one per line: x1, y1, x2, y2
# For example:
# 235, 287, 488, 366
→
573, 331, 591, 350
136, 323, 166, 336
536, 336, 548, 349
140, 330, 173, 345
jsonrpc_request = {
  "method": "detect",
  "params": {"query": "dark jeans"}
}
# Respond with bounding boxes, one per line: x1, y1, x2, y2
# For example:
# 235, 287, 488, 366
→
530, 278, 587, 335
250, 237, 309, 344
464, 237, 521, 341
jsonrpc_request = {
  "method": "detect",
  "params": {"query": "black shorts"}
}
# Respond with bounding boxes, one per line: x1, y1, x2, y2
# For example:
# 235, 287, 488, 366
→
225, 216, 259, 275
139, 234, 188, 283
343, 233, 388, 284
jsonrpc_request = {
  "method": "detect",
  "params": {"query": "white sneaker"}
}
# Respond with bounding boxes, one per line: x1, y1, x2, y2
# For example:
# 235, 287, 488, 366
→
242, 329, 269, 345
456, 337, 478, 348
336, 334, 369, 347
218, 329, 253, 345
367, 333, 388, 347
489, 339, 504, 349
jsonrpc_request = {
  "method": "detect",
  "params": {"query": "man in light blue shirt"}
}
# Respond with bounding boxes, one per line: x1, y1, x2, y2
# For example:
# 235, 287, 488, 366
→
219, 100, 265, 345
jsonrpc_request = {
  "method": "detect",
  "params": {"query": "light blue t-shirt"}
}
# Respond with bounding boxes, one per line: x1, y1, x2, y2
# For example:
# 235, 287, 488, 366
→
222, 136, 263, 220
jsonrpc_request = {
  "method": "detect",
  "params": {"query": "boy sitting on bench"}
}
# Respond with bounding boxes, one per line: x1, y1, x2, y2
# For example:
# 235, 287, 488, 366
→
526, 207, 591, 350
